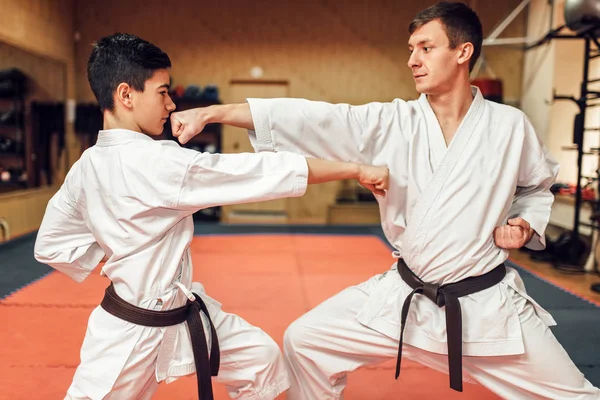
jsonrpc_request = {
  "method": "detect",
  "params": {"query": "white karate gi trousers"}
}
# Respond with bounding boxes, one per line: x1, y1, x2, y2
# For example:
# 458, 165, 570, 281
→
65, 307, 289, 400
283, 274, 600, 400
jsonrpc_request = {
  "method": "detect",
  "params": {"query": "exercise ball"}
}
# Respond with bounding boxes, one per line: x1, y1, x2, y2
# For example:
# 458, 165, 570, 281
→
564, 0, 600, 34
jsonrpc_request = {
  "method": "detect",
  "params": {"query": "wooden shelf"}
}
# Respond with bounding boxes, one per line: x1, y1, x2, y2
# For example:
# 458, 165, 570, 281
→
0, 153, 25, 162
0, 105, 26, 191
0, 181, 27, 193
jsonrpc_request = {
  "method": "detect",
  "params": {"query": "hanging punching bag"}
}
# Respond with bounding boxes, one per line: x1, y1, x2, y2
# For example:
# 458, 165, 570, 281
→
564, 0, 600, 34
471, 78, 503, 103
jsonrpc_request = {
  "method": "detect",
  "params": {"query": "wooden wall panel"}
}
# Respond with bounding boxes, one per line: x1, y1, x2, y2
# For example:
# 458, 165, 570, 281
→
0, 0, 74, 239
0, 0, 74, 64
0, 186, 56, 241
75, 0, 526, 105
73, 0, 527, 222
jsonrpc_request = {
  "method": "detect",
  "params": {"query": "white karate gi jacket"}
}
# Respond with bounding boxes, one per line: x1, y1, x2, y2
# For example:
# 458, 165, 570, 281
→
246, 87, 560, 357
34, 129, 308, 399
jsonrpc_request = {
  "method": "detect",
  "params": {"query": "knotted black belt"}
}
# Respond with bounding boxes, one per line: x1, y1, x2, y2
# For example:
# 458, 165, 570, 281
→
100, 283, 220, 399
395, 259, 506, 392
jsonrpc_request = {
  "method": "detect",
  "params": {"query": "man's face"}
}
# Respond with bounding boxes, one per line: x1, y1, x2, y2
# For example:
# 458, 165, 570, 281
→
132, 69, 176, 136
407, 19, 463, 95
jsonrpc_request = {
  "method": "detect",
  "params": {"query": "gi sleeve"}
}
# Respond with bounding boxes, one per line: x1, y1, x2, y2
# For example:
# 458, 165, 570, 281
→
176, 150, 308, 211
246, 98, 400, 163
509, 115, 560, 251
34, 163, 105, 282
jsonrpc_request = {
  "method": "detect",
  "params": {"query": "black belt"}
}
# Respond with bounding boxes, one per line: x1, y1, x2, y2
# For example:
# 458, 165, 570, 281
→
100, 283, 220, 400
395, 259, 506, 392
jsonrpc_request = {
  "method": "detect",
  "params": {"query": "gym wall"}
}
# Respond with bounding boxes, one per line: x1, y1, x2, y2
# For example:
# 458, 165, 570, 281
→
72, 0, 526, 222
0, 0, 529, 236
75, 0, 526, 106
521, 0, 600, 233
0, 0, 77, 239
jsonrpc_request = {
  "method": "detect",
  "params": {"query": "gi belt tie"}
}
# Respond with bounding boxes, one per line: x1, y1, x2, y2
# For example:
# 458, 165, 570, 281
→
395, 259, 505, 392
100, 283, 220, 400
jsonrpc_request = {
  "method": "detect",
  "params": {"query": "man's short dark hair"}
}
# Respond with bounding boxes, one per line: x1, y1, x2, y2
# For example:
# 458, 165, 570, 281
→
87, 33, 171, 112
409, 2, 483, 71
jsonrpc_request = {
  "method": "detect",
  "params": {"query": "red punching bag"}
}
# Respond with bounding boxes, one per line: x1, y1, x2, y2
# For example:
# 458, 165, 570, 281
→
471, 78, 503, 103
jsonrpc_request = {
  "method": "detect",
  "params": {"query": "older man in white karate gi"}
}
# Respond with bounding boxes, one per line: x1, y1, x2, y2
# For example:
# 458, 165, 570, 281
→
170, 2, 600, 399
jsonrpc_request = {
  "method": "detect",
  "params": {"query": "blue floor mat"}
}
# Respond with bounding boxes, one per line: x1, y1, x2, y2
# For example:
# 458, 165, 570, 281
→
0, 232, 52, 299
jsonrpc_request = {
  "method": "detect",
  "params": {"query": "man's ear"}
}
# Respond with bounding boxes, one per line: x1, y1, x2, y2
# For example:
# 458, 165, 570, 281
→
116, 82, 133, 109
457, 42, 474, 68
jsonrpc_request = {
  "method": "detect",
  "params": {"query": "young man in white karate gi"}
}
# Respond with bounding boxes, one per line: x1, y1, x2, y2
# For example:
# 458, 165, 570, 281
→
33, 33, 390, 400
170, 2, 600, 399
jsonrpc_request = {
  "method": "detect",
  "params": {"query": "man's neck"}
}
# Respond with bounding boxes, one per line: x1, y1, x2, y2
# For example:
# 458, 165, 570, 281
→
427, 83, 474, 124
425, 78, 475, 146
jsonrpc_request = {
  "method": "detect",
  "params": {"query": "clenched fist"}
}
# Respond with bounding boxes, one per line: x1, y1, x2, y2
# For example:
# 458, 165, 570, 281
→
357, 164, 390, 196
170, 108, 209, 144
170, 103, 253, 145
494, 217, 534, 250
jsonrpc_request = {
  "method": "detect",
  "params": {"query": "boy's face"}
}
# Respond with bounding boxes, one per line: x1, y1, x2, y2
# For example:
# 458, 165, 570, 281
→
407, 20, 466, 95
132, 69, 176, 136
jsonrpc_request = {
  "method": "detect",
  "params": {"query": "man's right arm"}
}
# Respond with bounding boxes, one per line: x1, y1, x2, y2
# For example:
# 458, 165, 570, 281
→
175, 103, 255, 134
171, 98, 399, 164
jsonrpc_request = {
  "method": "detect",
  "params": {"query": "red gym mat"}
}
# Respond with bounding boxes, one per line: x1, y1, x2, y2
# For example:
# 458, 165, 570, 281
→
0, 235, 500, 399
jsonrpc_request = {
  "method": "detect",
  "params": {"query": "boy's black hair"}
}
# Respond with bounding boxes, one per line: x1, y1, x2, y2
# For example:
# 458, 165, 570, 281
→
409, 2, 483, 71
87, 33, 171, 112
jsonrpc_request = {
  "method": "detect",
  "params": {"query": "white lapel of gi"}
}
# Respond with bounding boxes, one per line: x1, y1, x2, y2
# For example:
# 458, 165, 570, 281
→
403, 88, 486, 264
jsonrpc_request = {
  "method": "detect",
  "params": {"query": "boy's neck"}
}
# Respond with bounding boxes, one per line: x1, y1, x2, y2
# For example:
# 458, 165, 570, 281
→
103, 110, 143, 133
